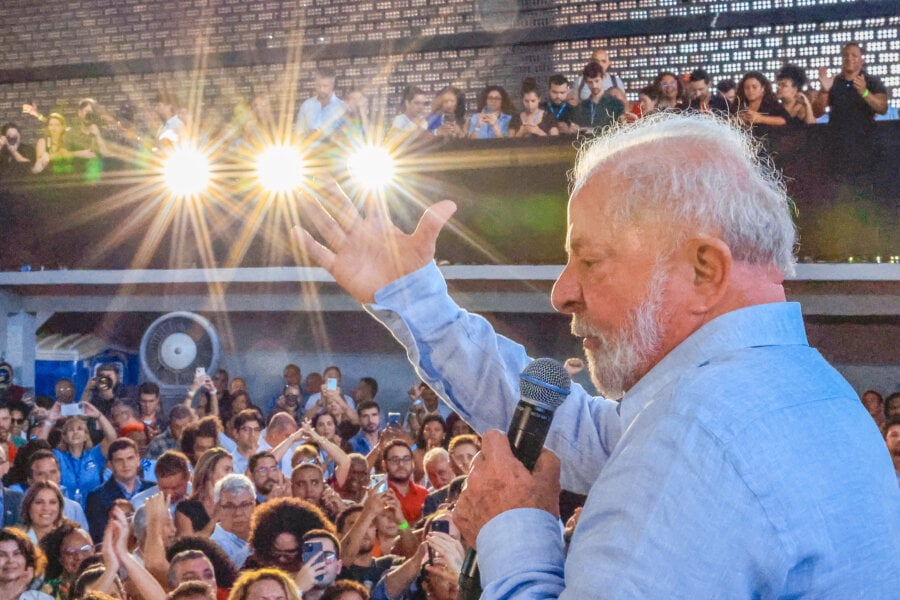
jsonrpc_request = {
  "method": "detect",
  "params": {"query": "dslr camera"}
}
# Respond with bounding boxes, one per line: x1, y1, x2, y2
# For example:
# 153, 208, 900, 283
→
96, 375, 114, 391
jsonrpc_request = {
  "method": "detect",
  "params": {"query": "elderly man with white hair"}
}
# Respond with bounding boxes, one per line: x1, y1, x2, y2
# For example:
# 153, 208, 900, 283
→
294, 113, 900, 597
208, 473, 256, 568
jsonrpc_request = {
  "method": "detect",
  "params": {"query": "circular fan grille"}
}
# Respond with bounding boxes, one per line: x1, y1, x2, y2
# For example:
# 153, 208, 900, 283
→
140, 312, 219, 387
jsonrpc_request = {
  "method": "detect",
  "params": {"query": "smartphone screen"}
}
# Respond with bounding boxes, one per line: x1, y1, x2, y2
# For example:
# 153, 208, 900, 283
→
302, 541, 326, 582
370, 473, 388, 494
387, 412, 401, 428
60, 403, 84, 417
326, 377, 338, 390
428, 519, 451, 565
195, 367, 206, 378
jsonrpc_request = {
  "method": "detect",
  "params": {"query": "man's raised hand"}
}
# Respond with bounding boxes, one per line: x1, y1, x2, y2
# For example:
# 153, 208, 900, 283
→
293, 180, 457, 303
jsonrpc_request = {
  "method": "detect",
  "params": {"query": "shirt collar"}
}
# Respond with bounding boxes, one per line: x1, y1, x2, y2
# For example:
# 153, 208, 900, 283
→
618, 302, 808, 430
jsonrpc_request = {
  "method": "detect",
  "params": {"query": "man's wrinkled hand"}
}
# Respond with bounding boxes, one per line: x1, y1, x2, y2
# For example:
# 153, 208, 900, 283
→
453, 429, 560, 548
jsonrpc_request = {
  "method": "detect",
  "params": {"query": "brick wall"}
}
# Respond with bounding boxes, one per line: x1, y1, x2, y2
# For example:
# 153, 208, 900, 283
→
0, 1, 897, 142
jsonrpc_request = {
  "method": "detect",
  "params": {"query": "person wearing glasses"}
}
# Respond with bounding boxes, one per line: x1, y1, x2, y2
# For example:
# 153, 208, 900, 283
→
246, 497, 331, 575
209, 474, 256, 569
382, 440, 427, 524
297, 530, 344, 600
7, 400, 29, 448
652, 71, 687, 111
37, 522, 93, 600
467, 86, 514, 139
231, 410, 264, 476
248, 451, 289, 503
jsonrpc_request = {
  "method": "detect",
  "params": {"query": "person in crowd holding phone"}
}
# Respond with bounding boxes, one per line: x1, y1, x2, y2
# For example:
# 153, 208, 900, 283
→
0, 122, 35, 178
467, 86, 514, 139
303, 367, 357, 418
51, 407, 117, 508
337, 496, 413, 588
510, 79, 559, 137
297, 529, 344, 600
380, 440, 427, 525
185, 369, 221, 420
426, 87, 466, 138
246, 496, 331, 574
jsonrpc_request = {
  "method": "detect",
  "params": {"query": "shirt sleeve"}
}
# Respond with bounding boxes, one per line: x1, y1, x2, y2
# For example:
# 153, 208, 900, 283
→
477, 508, 566, 599
367, 261, 620, 494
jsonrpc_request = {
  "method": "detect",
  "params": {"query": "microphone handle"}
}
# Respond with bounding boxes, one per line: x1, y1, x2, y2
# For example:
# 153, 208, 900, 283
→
458, 401, 555, 599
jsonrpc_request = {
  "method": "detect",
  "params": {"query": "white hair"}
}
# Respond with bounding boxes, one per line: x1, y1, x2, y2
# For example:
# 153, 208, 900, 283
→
213, 473, 256, 505
423, 447, 450, 466
570, 112, 797, 275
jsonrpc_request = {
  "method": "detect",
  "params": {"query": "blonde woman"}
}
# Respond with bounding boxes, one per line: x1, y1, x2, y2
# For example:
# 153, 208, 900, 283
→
174, 447, 234, 537
228, 568, 303, 600
51, 406, 117, 507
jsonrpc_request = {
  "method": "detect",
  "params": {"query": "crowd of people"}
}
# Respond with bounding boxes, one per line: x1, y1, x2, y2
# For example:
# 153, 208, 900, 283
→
0, 358, 496, 600
0, 348, 896, 600
0, 43, 890, 183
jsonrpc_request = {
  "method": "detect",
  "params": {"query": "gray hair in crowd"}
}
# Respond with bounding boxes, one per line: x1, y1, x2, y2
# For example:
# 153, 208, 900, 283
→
423, 447, 450, 467
213, 473, 256, 505
570, 112, 797, 276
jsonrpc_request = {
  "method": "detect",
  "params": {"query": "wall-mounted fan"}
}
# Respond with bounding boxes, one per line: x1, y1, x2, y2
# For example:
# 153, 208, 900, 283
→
140, 312, 219, 388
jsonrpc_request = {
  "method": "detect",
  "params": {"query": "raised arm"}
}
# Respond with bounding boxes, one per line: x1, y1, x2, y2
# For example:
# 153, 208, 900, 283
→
83, 402, 118, 454
293, 180, 456, 304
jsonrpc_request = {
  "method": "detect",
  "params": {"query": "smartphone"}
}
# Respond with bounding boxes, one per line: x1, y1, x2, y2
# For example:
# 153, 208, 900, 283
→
370, 473, 388, 494
301, 541, 325, 582
60, 402, 84, 417
428, 519, 451, 565
387, 412, 401, 428
195, 367, 206, 379
326, 377, 338, 390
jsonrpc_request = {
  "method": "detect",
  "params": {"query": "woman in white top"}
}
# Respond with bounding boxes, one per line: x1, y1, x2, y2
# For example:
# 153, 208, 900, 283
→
19, 481, 66, 545
389, 86, 430, 135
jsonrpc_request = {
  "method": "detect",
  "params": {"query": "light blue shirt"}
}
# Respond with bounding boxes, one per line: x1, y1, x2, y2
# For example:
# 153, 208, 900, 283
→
210, 523, 250, 568
63, 497, 89, 531
294, 94, 346, 137
368, 261, 900, 598
467, 112, 511, 139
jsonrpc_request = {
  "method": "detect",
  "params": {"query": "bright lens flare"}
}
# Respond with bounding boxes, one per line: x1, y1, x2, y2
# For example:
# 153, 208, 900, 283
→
163, 147, 210, 196
257, 145, 305, 192
347, 145, 396, 190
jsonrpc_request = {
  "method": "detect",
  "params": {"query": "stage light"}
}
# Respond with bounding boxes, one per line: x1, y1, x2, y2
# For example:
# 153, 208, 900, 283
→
257, 145, 305, 193
347, 145, 396, 190
163, 147, 210, 196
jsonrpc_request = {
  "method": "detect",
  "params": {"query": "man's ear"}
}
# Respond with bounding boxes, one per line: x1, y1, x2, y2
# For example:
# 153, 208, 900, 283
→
686, 236, 732, 312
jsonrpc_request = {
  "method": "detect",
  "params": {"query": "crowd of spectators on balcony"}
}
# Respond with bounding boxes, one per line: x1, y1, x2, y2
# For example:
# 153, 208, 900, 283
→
0, 42, 890, 186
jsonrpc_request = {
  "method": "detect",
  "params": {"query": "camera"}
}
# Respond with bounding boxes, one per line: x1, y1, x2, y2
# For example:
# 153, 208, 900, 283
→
284, 385, 300, 406
96, 375, 113, 391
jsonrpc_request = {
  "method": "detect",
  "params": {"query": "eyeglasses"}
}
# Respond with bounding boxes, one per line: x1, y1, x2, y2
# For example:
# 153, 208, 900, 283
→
661, 82, 678, 89
314, 551, 338, 563
386, 456, 412, 465
219, 501, 255, 513
62, 544, 95, 556
272, 547, 300, 559
253, 465, 279, 475
10, 419, 24, 425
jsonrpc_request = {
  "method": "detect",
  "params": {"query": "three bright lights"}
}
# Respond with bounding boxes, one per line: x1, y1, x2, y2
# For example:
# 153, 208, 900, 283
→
161, 143, 397, 195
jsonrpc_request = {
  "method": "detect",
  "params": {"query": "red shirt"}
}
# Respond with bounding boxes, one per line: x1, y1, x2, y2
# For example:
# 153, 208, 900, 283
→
389, 480, 428, 524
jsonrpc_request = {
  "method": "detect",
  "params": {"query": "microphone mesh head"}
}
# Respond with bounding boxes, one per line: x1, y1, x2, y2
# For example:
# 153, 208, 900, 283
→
520, 358, 571, 410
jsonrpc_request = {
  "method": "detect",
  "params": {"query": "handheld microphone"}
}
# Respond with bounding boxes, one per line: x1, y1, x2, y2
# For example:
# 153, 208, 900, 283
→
458, 358, 572, 599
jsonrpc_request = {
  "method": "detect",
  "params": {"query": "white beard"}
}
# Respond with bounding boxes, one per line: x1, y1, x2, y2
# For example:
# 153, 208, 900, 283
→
572, 267, 668, 399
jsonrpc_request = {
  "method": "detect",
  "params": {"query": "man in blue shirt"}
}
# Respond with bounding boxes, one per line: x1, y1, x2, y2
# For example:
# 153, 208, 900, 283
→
294, 68, 346, 140
293, 113, 900, 597
85, 438, 154, 542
